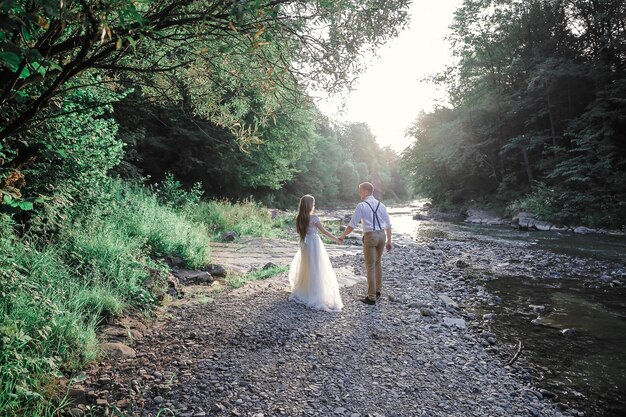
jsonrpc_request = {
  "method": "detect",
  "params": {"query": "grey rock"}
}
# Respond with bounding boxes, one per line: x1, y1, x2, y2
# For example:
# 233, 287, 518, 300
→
439, 294, 458, 308
443, 317, 466, 329
599, 274, 613, 283
69, 409, 84, 417
455, 259, 469, 268
205, 263, 227, 278
221, 231, 239, 242
420, 308, 436, 317
100, 342, 136, 359
79, 230, 572, 417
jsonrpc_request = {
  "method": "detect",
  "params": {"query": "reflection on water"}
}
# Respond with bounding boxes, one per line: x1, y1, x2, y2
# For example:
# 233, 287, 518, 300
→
486, 277, 626, 417
533, 292, 626, 339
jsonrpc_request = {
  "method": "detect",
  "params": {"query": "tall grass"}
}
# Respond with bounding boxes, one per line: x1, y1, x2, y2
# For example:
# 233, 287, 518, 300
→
188, 199, 287, 239
1, 217, 100, 416
0, 180, 213, 416
103, 180, 211, 268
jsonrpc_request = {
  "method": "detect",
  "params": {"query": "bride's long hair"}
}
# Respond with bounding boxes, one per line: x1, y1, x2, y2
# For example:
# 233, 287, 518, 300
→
296, 195, 315, 241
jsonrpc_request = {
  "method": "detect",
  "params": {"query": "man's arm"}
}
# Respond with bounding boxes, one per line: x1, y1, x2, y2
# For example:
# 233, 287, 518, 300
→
339, 225, 354, 242
339, 203, 362, 243
382, 204, 392, 251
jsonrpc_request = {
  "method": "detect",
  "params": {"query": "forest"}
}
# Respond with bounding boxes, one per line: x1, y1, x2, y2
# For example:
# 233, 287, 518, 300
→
1, 0, 624, 414
401, 0, 626, 227
0, 0, 409, 211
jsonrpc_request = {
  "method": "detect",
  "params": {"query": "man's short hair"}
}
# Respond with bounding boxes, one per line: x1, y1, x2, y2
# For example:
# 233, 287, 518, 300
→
359, 182, 374, 194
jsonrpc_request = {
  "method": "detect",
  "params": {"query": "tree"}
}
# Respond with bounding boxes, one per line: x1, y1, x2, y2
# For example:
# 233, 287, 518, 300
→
0, 0, 411, 139
402, 0, 626, 225
1, 0, 411, 205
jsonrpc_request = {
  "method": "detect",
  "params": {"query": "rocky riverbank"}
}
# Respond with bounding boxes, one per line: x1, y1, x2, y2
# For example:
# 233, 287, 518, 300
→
68, 226, 606, 417
421, 219, 625, 397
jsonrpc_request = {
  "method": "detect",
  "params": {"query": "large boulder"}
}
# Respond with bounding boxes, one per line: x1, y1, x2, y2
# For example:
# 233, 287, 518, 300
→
533, 220, 553, 231
511, 211, 535, 229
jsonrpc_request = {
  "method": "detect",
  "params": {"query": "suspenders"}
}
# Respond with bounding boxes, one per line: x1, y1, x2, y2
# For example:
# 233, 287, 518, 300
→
363, 200, 381, 231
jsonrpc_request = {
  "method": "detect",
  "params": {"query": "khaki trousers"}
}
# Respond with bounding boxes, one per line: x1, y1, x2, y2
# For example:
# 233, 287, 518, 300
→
362, 230, 386, 301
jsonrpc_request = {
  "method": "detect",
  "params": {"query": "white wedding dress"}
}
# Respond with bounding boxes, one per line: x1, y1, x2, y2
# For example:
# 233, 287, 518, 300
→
288, 215, 343, 312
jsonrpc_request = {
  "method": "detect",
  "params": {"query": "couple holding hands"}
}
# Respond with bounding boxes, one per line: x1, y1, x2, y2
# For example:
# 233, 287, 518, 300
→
288, 182, 393, 312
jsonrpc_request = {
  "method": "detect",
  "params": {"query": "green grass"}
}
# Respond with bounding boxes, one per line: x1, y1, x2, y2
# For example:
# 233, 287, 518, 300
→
0, 230, 100, 416
0, 179, 285, 415
105, 181, 211, 268
226, 265, 288, 289
187, 199, 291, 240
0, 180, 215, 416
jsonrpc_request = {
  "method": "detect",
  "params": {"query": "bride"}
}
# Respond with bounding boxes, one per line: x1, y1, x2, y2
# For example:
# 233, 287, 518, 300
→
288, 195, 344, 312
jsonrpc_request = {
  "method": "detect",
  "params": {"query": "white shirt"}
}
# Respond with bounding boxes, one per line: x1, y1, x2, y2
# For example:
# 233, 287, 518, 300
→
348, 196, 392, 232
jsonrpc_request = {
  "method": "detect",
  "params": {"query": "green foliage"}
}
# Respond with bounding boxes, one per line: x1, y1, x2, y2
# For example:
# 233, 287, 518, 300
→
71, 287, 124, 325
152, 173, 203, 208
102, 180, 211, 268
271, 120, 409, 208
337, 161, 361, 198
187, 199, 277, 240
115, 97, 316, 198
2, 0, 413, 219
226, 265, 288, 289
0, 226, 100, 415
402, 0, 626, 227
0, 179, 217, 415
509, 183, 626, 228
1, 71, 126, 220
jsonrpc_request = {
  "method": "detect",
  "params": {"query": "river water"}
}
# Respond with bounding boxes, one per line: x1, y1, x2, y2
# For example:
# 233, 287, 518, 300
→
387, 204, 626, 417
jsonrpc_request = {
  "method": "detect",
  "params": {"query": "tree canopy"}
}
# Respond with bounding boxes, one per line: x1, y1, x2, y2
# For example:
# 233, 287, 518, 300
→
402, 0, 626, 227
1, 0, 411, 208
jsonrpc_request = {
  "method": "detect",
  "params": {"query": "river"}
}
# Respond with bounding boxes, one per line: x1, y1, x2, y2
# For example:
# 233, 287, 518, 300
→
387, 203, 626, 417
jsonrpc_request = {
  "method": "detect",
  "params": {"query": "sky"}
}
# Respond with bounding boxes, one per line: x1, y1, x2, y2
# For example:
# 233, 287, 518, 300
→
315, 0, 462, 153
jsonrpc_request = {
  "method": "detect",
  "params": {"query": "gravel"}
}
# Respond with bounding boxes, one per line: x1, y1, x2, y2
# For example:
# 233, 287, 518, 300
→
80, 236, 581, 417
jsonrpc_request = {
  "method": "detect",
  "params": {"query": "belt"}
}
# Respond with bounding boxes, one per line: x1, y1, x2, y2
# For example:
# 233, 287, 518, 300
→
364, 230, 385, 235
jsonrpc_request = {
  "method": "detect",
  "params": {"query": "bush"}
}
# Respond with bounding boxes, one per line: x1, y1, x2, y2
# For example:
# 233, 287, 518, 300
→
187, 199, 277, 239
151, 173, 204, 208
508, 183, 626, 228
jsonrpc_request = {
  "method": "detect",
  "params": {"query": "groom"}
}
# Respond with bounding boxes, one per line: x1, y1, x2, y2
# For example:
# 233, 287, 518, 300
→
339, 182, 392, 305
